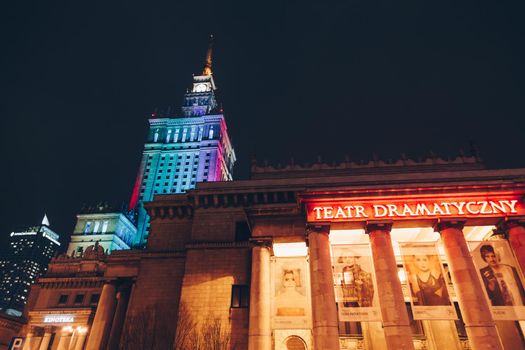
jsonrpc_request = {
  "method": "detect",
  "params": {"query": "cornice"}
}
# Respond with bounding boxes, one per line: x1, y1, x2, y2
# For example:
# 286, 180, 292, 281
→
38, 277, 105, 289
145, 188, 300, 221
185, 241, 252, 249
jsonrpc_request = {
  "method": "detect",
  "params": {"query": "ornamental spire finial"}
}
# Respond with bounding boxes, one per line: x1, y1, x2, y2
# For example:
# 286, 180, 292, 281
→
202, 34, 214, 76
42, 214, 50, 226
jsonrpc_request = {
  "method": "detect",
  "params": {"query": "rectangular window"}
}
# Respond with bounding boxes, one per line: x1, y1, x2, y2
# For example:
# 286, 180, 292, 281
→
339, 320, 363, 336
84, 222, 92, 234
74, 294, 85, 304
90, 294, 100, 305
101, 221, 109, 233
58, 294, 68, 305
235, 222, 251, 242
231, 285, 249, 308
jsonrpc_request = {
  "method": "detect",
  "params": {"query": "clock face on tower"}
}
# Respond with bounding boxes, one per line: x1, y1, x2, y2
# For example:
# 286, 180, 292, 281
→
194, 84, 208, 92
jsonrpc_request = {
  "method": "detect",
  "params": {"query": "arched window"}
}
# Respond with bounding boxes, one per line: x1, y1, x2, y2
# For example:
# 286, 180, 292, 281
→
285, 336, 306, 350
101, 221, 109, 233
166, 129, 172, 143
208, 126, 214, 139
174, 128, 180, 143
153, 129, 159, 142
182, 128, 187, 142
198, 126, 203, 141
93, 221, 101, 233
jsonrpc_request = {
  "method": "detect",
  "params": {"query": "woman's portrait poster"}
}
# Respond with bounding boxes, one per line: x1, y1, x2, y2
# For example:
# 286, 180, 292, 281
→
469, 240, 525, 320
400, 243, 457, 320
272, 257, 311, 329
331, 244, 381, 322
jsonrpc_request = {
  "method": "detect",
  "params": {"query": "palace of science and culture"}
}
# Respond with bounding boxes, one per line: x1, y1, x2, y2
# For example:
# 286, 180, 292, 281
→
3, 42, 525, 350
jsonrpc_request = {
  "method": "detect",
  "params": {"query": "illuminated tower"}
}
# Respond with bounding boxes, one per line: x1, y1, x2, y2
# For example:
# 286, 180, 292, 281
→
130, 36, 236, 245
67, 203, 137, 256
0, 215, 60, 316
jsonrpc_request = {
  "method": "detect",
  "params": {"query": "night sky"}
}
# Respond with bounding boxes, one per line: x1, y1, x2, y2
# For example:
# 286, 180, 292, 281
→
1, 1, 524, 249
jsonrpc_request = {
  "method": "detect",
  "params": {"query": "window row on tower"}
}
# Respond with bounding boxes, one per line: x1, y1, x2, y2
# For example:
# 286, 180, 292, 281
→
151, 125, 217, 144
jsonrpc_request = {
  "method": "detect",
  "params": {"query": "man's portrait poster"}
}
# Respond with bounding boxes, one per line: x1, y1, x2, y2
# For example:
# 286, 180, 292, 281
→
331, 244, 381, 322
272, 257, 311, 329
469, 240, 525, 320
399, 243, 457, 320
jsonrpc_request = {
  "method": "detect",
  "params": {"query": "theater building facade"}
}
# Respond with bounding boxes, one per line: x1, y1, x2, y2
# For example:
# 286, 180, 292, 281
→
19, 156, 525, 350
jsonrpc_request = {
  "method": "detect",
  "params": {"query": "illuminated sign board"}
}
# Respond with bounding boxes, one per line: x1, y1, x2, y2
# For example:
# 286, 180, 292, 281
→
306, 194, 525, 222
44, 315, 74, 323
10, 232, 37, 237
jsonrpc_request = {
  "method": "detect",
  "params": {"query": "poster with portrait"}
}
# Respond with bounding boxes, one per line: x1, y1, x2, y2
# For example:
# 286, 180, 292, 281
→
272, 257, 312, 329
469, 240, 525, 320
399, 243, 457, 320
331, 244, 381, 322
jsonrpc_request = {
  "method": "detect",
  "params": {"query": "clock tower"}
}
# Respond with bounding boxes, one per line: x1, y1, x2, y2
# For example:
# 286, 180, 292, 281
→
181, 36, 218, 117
129, 36, 236, 246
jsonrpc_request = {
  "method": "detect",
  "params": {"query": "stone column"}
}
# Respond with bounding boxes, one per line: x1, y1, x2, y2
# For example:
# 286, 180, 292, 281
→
85, 282, 118, 350
307, 224, 340, 350
366, 222, 414, 350
38, 327, 54, 350
498, 219, 525, 274
22, 327, 35, 350
435, 220, 503, 350
73, 330, 87, 350
56, 328, 73, 350
495, 219, 525, 349
107, 284, 132, 350
248, 241, 272, 350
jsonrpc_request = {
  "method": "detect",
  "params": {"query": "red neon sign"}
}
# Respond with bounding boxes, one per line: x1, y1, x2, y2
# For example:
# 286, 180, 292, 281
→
306, 193, 525, 222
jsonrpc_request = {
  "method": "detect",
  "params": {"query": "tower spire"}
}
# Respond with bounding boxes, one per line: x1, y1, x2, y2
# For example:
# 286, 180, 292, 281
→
202, 34, 214, 76
42, 214, 50, 226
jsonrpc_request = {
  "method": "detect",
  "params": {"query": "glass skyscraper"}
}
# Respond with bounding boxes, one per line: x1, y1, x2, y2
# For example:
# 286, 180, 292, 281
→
0, 216, 60, 316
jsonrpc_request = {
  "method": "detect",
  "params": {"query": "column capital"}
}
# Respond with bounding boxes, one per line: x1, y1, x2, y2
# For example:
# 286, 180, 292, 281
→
489, 227, 507, 240
433, 219, 465, 232
497, 218, 525, 233
249, 237, 273, 248
364, 221, 393, 234
306, 224, 330, 235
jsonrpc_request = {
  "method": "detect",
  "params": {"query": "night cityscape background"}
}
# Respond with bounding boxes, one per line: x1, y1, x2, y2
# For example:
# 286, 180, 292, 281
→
1, 0, 524, 249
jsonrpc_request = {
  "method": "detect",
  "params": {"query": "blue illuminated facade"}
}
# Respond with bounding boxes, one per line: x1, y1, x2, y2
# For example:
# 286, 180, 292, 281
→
67, 203, 137, 256
130, 41, 236, 245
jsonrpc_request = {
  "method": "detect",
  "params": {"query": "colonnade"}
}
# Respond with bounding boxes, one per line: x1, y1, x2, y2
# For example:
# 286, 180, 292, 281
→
85, 281, 131, 350
21, 325, 88, 350
22, 281, 132, 350
247, 219, 525, 350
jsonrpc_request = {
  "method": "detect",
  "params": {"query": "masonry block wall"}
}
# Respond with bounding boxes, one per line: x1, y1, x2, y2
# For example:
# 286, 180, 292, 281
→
122, 255, 186, 349
179, 247, 250, 349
